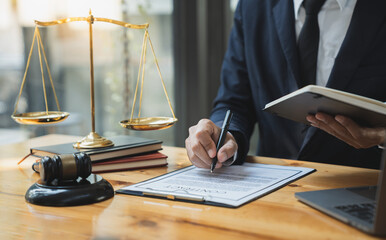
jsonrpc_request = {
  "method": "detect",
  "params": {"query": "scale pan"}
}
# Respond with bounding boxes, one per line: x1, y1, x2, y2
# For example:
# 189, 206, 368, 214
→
12, 111, 70, 125
120, 117, 178, 131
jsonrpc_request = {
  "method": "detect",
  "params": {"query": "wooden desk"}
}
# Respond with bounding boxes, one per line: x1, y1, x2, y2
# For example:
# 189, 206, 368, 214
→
0, 134, 384, 240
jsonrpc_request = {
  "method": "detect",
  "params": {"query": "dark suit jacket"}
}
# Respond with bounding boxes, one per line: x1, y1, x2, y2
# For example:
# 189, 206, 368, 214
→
210, 0, 386, 169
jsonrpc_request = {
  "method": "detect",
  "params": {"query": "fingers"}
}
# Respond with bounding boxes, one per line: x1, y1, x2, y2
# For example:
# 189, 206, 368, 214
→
186, 137, 210, 168
185, 119, 219, 168
307, 113, 361, 148
192, 119, 219, 158
185, 119, 238, 169
217, 132, 238, 163
212, 132, 238, 169
307, 113, 386, 149
335, 115, 386, 148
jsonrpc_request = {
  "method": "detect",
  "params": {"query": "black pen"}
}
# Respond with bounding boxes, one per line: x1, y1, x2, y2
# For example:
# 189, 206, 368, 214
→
211, 110, 233, 173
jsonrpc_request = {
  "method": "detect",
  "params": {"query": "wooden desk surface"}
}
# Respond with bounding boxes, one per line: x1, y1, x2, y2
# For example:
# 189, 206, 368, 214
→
0, 134, 384, 240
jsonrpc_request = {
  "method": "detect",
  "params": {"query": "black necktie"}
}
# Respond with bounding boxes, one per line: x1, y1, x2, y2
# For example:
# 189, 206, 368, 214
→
297, 0, 326, 88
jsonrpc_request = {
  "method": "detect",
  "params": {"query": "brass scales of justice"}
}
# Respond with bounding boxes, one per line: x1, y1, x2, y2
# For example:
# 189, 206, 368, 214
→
11, 10, 177, 149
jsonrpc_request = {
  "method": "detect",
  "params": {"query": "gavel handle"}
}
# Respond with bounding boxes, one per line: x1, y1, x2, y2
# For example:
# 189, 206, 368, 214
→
32, 161, 40, 174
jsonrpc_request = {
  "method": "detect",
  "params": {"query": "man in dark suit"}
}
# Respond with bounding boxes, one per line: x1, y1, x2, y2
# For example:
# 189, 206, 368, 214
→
185, 0, 386, 169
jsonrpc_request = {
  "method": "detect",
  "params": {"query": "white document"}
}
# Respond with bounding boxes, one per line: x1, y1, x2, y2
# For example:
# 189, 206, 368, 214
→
117, 163, 315, 208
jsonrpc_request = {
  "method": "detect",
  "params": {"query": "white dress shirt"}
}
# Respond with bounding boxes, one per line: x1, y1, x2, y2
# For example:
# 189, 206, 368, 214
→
293, 0, 357, 86
228, 0, 358, 165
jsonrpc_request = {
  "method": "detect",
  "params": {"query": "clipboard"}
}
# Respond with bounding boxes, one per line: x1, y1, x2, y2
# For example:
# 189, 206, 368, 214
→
116, 163, 315, 208
117, 187, 234, 208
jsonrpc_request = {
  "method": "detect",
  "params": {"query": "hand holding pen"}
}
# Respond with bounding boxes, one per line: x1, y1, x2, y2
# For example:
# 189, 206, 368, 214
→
185, 110, 237, 170
211, 110, 233, 172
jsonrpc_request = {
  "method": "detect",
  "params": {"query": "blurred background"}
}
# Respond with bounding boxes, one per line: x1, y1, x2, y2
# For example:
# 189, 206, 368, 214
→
0, 0, 259, 152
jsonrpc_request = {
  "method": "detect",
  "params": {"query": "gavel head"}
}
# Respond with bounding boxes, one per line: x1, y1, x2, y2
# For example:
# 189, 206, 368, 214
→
39, 153, 92, 183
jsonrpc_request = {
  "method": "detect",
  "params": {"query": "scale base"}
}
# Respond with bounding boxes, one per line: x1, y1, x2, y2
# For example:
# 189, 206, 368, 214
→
25, 174, 114, 206
73, 132, 114, 149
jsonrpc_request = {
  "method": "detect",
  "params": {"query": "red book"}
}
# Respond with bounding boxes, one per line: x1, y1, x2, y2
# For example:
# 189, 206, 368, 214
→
92, 152, 167, 173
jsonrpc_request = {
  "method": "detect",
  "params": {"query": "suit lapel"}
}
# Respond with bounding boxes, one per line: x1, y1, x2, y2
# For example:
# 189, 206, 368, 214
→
272, 0, 300, 93
299, 0, 386, 156
327, 0, 386, 90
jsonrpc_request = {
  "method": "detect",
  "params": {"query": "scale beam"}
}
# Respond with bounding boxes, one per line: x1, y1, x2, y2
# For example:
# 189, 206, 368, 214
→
34, 17, 149, 29
12, 10, 177, 151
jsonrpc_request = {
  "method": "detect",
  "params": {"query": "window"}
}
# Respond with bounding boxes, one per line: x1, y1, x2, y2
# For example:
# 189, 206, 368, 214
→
0, 0, 175, 145
1, 0, 249, 151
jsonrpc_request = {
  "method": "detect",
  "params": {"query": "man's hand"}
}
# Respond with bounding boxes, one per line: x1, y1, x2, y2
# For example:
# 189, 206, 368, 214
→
307, 113, 386, 149
185, 119, 238, 169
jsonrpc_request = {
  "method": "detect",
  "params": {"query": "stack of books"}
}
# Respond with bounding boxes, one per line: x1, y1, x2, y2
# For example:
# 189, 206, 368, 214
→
30, 135, 168, 173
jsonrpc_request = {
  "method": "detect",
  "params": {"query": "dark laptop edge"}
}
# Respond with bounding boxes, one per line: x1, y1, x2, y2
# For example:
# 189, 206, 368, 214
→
374, 148, 386, 235
295, 146, 386, 236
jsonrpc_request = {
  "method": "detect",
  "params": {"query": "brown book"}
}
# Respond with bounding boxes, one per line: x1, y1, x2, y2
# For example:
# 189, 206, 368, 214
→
92, 152, 168, 173
30, 135, 162, 162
